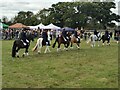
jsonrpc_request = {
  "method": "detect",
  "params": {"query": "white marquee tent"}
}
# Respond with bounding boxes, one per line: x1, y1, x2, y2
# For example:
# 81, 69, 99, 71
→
28, 23, 61, 30
28, 26, 38, 30
36, 23, 45, 29
43, 23, 61, 30
28, 23, 45, 30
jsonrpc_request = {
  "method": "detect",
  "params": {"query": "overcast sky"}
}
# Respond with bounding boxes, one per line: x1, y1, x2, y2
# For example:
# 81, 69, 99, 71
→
0, 0, 119, 20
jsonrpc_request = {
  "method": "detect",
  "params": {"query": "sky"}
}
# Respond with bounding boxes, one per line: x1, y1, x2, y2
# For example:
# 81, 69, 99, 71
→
0, 0, 119, 20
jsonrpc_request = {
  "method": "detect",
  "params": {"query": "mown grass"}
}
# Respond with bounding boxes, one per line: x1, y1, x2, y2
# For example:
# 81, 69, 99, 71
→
2, 38, 118, 88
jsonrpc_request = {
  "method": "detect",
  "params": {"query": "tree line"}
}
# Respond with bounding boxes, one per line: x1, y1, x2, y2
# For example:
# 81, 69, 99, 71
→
1, 2, 120, 30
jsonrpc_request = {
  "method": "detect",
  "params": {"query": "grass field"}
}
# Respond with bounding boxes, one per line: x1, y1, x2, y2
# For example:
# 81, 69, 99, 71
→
2, 38, 118, 88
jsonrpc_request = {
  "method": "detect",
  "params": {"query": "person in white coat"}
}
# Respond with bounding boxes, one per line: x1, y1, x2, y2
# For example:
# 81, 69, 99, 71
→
47, 30, 51, 45
87, 32, 97, 47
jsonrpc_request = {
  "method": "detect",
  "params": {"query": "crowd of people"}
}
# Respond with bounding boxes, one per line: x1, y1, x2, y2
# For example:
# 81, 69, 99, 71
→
0, 28, 120, 45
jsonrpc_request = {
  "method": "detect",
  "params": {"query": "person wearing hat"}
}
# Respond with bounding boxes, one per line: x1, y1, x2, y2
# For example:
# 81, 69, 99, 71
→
42, 30, 50, 46
19, 28, 29, 46
62, 28, 67, 42
74, 29, 80, 42
105, 30, 109, 38
88, 32, 97, 47
94, 29, 98, 36
74, 29, 78, 38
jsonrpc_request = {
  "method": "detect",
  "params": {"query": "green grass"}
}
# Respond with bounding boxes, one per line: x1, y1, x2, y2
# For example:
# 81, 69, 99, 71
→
2, 39, 118, 88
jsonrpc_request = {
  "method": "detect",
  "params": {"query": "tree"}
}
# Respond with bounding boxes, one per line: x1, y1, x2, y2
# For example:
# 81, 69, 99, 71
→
92, 2, 119, 29
13, 11, 39, 26
1, 16, 13, 25
12, 1, 120, 29
2, 16, 8, 23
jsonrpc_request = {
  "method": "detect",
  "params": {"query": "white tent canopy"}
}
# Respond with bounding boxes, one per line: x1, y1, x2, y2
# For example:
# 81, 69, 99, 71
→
44, 23, 61, 30
36, 23, 45, 29
28, 26, 38, 30
28, 23, 45, 30
40, 23, 61, 30
28, 23, 61, 30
